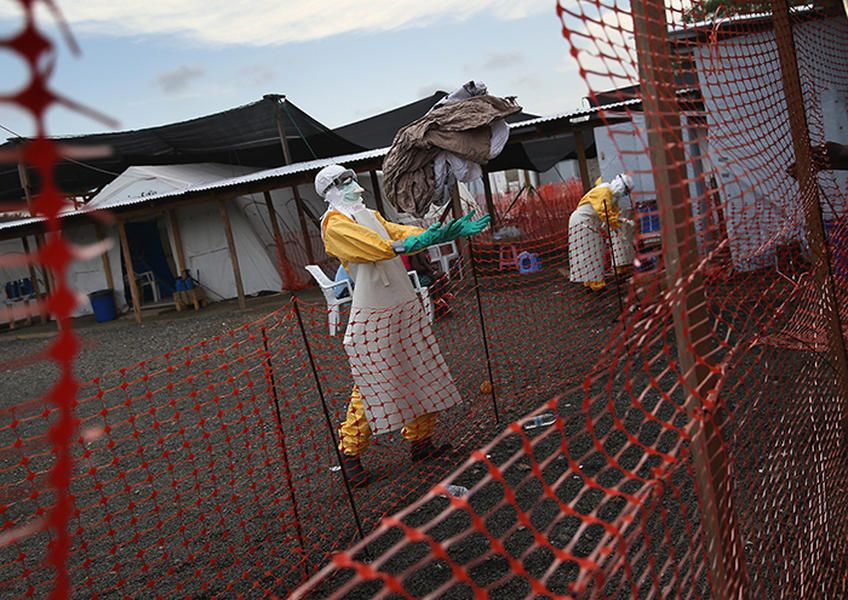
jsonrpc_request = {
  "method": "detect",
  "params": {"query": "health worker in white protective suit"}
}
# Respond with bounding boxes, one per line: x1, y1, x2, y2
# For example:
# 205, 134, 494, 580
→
315, 164, 490, 488
568, 174, 636, 292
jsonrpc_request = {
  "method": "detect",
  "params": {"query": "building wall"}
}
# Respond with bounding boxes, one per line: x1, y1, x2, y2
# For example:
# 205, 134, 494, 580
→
694, 16, 848, 271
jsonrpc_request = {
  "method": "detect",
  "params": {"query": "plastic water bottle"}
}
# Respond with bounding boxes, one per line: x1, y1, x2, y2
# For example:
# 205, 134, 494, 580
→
445, 485, 469, 498
522, 412, 557, 431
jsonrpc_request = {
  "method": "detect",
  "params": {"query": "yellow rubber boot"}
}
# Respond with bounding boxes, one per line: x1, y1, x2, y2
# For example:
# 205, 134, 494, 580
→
338, 385, 371, 457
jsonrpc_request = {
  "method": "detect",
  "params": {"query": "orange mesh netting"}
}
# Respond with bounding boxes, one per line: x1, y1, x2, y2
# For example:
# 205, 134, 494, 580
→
2, 1, 848, 598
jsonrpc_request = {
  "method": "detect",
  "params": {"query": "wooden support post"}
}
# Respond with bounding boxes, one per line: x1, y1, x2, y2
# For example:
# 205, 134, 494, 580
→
17, 160, 52, 300
34, 233, 52, 296
168, 210, 188, 311
482, 169, 498, 231
20, 235, 46, 323
772, 0, 848, 418
292, 186, 315, 265
264, 191, 285, 264
167, 210, 187, 277
263, 190, 298, 291
93, 223, 115, 291
268, 94, 294, 166
17, 161, 33, 214
574, 129, 592, 192
117, 221, 142, 323
218, 199, 246, 310
450, 182, 463, 221
772, 4, 848, 582
369, 170, 386, 215
632, 2, 748, 598
267, 95, 316, 266
450, 183, 470, 278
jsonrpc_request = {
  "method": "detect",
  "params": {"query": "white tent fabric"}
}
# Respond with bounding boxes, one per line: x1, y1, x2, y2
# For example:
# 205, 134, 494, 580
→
92, 164, 287, 301
0, 227, 127, 321
0, 163, 420, 324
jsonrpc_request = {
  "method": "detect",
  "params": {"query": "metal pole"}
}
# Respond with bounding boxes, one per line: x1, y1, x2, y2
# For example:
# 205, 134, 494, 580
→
261, 326, 310, 581
468, 240, 501, 425
574, 129, 592, 193
631, 2, 748, 597
602, 197, 626, 319
482, 169, 498, 231
291, 299, 371, 557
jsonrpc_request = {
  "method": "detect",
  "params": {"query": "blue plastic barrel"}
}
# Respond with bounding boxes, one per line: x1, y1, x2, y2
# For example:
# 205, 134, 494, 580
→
89, 289, 117, 323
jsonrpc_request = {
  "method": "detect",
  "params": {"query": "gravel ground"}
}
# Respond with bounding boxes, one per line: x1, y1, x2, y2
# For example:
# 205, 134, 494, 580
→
1, 264, 845, 599
0, 267, 627, 598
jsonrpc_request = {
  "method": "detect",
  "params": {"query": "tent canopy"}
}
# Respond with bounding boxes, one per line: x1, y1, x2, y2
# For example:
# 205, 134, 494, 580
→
1, 96, 364, 202
332, 91, 591, 174
86, 163, 284, 302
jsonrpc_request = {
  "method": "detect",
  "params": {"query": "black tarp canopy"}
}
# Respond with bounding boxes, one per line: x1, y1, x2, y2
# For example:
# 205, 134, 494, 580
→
0, 95, 365, 202
333, 91, 594, 174
1, 91, 598, 204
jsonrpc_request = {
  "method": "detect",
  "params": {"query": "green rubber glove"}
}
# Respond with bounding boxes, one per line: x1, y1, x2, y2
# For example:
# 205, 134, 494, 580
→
401, 223, 443, 254
400, 212, 491, 254
453, 211, 491, 237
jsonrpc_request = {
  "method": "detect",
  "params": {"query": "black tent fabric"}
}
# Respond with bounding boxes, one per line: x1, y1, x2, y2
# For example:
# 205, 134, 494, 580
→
487, 136, 596, 173
334, 92, 594, 175
334, 92, 448, 149
0, 96, 365, 202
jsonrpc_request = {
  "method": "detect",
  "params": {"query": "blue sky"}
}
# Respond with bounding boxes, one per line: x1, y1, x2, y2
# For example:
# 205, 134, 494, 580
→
0, 1, 599, 140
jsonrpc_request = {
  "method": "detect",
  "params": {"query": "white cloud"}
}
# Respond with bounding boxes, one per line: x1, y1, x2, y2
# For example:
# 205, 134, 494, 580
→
3, 0, 554, 47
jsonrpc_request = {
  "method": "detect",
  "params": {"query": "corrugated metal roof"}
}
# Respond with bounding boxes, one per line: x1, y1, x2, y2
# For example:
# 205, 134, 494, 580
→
668, 3, 817, 40
509, 99, 642, 128
0, 147, 388, 233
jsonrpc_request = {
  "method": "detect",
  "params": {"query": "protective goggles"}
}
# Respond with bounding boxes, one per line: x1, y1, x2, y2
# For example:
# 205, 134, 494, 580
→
330, 171, 357, 191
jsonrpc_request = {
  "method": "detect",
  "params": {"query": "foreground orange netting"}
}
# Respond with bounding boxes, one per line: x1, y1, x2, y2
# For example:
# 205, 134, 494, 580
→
2, 1, 848, 598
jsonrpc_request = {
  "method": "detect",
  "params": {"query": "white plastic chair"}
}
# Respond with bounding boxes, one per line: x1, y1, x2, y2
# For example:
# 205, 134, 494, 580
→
137, 271, 160, 303
304, 265, 353, 336
407, 270, 434, 324
427, 241, 460, 279
124, 270, 161, 303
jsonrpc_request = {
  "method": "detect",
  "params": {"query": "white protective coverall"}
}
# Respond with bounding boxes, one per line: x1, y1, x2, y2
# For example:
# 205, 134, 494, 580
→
318, 167, 462, 457
568, 175, 635, 290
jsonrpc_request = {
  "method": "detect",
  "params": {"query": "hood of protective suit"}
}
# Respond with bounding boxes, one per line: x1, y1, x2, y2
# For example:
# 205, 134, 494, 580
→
609, 174, 633, 198
325, 180, 367, 219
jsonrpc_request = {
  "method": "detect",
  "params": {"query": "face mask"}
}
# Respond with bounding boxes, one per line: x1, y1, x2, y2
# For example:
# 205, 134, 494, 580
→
339, 180, 364, 204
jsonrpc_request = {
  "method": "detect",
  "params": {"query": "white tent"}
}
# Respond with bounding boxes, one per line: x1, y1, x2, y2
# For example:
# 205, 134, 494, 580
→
692, 16, 848, 271
86, 163, 301, 305
0, 161, 404, 323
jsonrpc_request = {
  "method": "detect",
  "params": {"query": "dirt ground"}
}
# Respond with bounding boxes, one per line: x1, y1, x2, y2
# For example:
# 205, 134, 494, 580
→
1, 264, 844, 598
